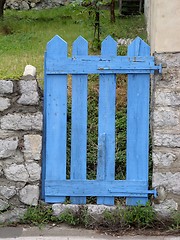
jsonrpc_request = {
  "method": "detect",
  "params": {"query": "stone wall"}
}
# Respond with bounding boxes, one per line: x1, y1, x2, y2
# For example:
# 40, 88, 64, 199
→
152, 53, 180, 217
5, 0, 67, 10
0, 73, 43, 223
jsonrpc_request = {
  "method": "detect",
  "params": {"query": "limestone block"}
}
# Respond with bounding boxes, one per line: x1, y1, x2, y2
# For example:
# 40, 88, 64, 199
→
0, 164, 3, 176
23, 135, 42, 160
155, 89, 180, 106
52, 204, 79, 216
30, 2, 36, 7
0, 186, 16, 199
21, 1, 30, 10
3, 151, 24, 165
17, 80, 39, 105
153, 199, 178, 218
1, 112, 43, 131
153, 107, 179, 127
153, 151, 177, 167
4, 163, 29, 182
87, 204, 116, 218
155, 53, 180, 68
26, 162, 41, 182
0, 199, 9, 211
153, 172, 180, 195
155, 69, 180, 89
0, 208, 26, 223
0, 81, 13, 94
23, 65, 36, 77
19, 185, 39, 206
0, 97, 11, 111
0, 137, 18, 159
52, 204, 116, 220
153, 132, 180, 148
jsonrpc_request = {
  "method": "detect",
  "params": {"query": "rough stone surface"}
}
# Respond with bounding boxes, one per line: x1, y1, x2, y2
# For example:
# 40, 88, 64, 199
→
153, 132, 180, 148
0, 81, 13, 94
26, 162, 41, 182
153, 199, 178, 218
52, 204, 79, 216
0, 186, 16, 199
17, 80, 39, 105
23, 135, 42, 161
153, 172, 180, 195
5, 0, 67, 10
21, 1, 30, 10
0, 137, 18, 159
0, 78, 42, 221
0, 208, 26, 223
87, 204, 116, 218
0, 97, 11, 111
52, 204, 116, 220
19, 185, 39, 206
152, 53, 180, 213
0, 199, 9, 211
153, 107, 179, 128
23, 65, 36, 77
155, 89, 180, 106
153, 151, 177, 167
4, 163, 29, 182
1, 112, 43, 131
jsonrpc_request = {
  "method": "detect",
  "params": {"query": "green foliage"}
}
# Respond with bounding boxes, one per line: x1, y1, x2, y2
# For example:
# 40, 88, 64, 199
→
123, 202, 155, 228
171, 211, 180, 230
0, 6, 146, 79
103, 202, 155, 229
58, 210, 78, 226
58, 207, 90, 228
21, 205, 58, 226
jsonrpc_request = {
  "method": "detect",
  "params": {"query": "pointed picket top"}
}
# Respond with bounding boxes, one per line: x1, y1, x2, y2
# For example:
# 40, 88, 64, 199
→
101, 35, 117, 56
72, 36, 88, 56
46, 35, 67, 59
128, 37, 150, 57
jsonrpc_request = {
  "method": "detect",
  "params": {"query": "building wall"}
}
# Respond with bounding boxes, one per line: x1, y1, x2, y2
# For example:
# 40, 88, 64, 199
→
145, 0, 180, 53
145, 1, 180, 216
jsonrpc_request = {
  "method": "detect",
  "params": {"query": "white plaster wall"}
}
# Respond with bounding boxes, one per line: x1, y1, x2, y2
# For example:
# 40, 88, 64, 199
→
145, 0, 180, 53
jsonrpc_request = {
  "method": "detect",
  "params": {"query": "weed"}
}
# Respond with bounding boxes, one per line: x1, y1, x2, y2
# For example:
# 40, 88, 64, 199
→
57, 206, 91, 227
103, 202, 155, 229
21, 205, 58, 226
171, 211, 180, 230
123, 202, 155, 228
58, 210, 78, 226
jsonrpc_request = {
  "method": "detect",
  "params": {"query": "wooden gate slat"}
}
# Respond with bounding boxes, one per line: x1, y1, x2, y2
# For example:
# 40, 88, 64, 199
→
43, 35, 160, 205
45, 36, 67, 203
97, 36, 117, 205
70, 36, 88, 204
126, 37, 150, 205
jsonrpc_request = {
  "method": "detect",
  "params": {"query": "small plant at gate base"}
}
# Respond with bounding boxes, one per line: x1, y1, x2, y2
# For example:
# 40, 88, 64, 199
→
102, 202, 155, 229
171, 211, 180, 230
21, 205, 58, 226
123, 202, 155, 228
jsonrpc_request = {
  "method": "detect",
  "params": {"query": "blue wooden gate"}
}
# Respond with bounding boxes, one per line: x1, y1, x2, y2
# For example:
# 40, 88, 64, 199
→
42, 35, 161, 206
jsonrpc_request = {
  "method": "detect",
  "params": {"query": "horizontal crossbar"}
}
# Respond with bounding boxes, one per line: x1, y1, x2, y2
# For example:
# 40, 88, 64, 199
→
45, 180, 156, 197
46, 56, 161, 75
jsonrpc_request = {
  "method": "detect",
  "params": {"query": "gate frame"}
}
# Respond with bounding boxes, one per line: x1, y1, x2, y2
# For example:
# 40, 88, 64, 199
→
42, 35, 161, 206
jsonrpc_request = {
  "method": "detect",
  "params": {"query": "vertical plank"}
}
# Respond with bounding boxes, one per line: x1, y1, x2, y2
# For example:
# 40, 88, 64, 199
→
126, 37, 150, 205
45, 35, 67, 203
70, 36, 88, 204
97, 36, 117, 205
41, 51, 47, 200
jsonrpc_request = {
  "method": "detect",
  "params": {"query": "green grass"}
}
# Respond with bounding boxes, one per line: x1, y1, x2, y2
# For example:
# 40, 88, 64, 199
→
0, 5, 146, 79
0, 5, 151, 201
20, 203, 180, 233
